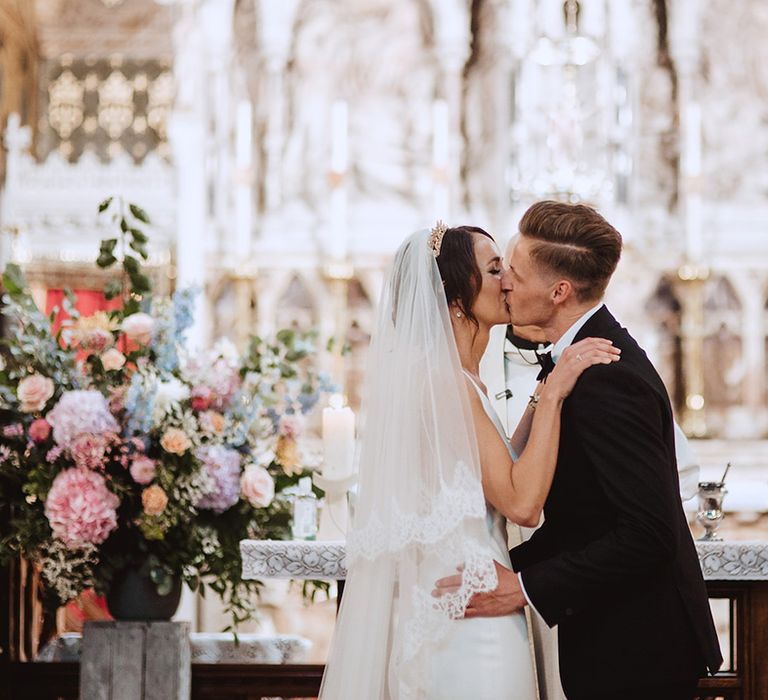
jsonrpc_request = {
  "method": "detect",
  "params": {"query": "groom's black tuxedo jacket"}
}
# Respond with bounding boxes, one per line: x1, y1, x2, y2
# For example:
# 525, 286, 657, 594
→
509, 306, 722, 697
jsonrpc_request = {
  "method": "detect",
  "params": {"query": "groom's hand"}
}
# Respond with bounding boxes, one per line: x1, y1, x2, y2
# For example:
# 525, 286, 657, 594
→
432, 561, 527, 618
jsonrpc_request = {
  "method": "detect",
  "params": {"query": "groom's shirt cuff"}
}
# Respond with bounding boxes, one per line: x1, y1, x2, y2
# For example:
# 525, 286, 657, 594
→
518, 572, 540, 615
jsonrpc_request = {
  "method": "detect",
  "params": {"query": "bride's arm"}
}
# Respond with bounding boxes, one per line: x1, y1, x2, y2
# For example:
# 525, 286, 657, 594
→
508, 397, 536, 456
470, 337, 620, 527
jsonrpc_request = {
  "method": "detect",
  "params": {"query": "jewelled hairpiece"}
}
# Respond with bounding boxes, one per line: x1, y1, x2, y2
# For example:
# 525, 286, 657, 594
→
428, 220, 448, 257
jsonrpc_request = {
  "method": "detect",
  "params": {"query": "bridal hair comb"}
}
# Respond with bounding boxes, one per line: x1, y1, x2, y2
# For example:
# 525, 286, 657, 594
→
428, 220, 449, 257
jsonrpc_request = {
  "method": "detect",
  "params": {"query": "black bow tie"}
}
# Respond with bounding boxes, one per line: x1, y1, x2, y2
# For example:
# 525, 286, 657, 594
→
535, 351, 555, 382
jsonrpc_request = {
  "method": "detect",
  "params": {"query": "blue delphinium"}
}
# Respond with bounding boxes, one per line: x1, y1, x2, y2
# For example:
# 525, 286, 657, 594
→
124, 370, 157, 435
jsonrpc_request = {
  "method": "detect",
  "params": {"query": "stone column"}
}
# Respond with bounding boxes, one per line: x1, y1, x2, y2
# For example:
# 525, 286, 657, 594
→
729, 272, 767, 437
670, 0, 708, 435
168, 1, 209, 350
432, 0, 470, 219
257, 0, 300, 212
199, 0, 235, 238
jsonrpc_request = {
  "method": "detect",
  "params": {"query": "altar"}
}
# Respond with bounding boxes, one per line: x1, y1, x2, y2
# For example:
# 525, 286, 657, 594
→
237, 538, 768, 699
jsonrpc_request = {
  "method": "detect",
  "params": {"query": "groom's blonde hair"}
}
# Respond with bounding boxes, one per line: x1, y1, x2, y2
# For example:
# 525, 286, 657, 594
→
519, 201, 622, 302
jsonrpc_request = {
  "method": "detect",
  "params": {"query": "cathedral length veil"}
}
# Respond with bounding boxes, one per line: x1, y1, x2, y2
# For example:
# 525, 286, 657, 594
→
319, 229, 498, 699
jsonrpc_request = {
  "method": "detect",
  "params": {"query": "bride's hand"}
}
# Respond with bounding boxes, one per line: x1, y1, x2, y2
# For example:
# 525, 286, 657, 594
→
543, 337, 620, 401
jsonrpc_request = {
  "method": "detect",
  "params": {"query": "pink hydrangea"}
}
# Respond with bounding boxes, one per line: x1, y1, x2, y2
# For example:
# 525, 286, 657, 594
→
195, 445, 241, 513
44, 468, 119, 548
69, 433, 113, 471
46, 390, 119, 447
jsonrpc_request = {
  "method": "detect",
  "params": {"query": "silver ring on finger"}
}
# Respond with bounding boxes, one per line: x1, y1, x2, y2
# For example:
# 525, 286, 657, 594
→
576, 353, 583, 361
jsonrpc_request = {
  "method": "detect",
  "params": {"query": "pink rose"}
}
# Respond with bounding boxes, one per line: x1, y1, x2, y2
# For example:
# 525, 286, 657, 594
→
129, 455, 157, 485
142, 484, 168, 515
81, 328, 114, 353
101, 348, 126, 371
121, 313, 155, 344
190, 386, 212, 412
17, 375, 55, 413
240, 464, 275, 508
199, 410, 225, 435
160, 427, 191, 455
29, 418, 52, 444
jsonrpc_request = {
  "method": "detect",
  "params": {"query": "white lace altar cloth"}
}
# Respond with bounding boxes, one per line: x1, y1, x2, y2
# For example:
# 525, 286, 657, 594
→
240, 540, 346, 580
240, 539, 768, 582
696, 540, 768, 580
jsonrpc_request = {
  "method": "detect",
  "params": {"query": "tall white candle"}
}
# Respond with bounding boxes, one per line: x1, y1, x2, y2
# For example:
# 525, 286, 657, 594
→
235, 100, 253, 257
322, 394, 355, 479
331, 100, 348, 173
432, 99, 449, 218
684, 103, 702, 178
432, 99, 449, 168
683, 102, 703, 261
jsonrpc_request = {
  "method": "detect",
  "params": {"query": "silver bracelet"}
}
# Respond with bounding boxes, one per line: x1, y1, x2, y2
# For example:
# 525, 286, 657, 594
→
528, 393, 541, 411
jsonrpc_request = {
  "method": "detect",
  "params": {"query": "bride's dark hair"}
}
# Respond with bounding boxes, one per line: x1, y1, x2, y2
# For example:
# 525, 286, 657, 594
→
435, 225, 495, 326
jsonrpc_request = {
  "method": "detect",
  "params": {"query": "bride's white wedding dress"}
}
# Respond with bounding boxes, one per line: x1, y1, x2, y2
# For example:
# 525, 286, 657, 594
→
425, 373, 539, 700
320, 229, 539, 699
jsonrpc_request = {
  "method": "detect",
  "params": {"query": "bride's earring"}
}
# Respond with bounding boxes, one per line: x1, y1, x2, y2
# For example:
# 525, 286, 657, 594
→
455, 311, 463, 318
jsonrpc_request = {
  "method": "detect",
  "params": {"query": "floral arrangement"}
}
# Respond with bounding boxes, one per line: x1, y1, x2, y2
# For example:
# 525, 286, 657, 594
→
0, 199, 329, 628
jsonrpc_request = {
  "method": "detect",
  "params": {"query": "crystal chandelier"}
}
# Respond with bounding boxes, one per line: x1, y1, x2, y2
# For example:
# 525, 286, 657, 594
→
510, 0, 612, 204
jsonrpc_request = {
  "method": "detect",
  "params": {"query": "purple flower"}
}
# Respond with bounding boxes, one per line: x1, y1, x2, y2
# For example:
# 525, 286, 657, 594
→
195, 445, 241, 513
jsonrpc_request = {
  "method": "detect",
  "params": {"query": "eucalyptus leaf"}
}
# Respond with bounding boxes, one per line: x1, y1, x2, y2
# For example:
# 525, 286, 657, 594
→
129, 272, 151, 294
123, 256, 140, 274
98, 196, 113, 213
104, 279, 122, 300
129, 203, 151, 223
97, 253, 117, 269
129, 239, 148, 260
2, 264, 26, 295
129, 228, 148, 244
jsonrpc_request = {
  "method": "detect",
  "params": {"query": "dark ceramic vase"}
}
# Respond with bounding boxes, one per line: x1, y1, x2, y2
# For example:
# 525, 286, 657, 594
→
105, 566, 182, 621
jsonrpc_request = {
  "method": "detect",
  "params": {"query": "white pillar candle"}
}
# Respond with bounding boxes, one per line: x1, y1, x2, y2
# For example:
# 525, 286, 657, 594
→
235, 99, 253, 257
683, 102, 703, 261
432, 99, 449, 218
330, 100, 348, 173
322, 394, 355, 479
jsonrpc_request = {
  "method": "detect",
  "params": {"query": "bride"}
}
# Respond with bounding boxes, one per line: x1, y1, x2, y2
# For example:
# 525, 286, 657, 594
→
319, 224, 619, 699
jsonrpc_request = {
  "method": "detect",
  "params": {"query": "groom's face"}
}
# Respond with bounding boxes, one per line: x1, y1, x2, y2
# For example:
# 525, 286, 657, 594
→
502, 236, 557, 328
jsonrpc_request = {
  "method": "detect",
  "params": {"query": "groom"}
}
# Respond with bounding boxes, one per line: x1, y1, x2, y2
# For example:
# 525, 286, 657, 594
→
443, 202, 722, 699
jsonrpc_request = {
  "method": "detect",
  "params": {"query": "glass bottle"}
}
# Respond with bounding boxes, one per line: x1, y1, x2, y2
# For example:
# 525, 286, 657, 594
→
291, 476, 318, 540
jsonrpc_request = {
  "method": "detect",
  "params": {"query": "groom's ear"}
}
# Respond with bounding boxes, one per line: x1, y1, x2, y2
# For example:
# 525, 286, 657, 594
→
550, 279, 574, 306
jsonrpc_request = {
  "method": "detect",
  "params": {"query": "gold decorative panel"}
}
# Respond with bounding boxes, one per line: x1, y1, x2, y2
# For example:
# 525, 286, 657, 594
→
47, 70, 85, 140
98, 71, 135, 139
39, 57, 174, 164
